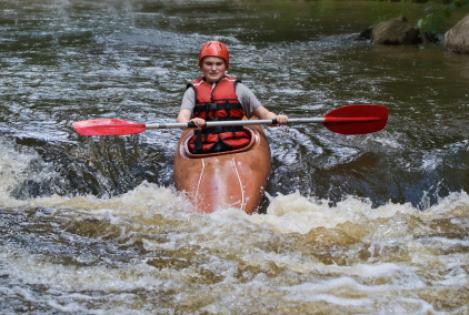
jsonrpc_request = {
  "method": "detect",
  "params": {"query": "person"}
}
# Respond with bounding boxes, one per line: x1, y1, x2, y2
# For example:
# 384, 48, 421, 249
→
177, 40, 288, 154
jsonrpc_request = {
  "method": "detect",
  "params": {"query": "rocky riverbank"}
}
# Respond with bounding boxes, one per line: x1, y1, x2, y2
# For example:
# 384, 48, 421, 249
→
360, 14, 469, 54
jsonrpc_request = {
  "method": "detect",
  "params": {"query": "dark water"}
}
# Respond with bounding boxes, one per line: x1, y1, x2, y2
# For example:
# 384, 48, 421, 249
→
1, 1, 468, 314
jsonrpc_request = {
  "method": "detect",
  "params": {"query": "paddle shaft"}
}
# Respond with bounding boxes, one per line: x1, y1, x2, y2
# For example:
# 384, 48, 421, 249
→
146, 118, 325, 130
145, 116, 383, 129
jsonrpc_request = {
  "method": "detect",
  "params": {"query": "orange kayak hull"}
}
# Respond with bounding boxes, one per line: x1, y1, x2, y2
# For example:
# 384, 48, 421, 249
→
174, 126, 271, 214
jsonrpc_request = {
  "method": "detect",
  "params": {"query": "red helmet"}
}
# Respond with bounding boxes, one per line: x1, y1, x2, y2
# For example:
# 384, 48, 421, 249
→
198, 41, 230, 68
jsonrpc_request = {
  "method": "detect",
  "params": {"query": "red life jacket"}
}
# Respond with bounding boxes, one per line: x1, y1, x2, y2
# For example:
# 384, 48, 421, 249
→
188, 76, 251, 154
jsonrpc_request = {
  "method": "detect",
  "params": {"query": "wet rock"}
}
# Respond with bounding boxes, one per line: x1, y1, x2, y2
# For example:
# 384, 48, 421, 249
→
356, 26, 373, 41
372, 16, 422, 45
444, 14, 469, 54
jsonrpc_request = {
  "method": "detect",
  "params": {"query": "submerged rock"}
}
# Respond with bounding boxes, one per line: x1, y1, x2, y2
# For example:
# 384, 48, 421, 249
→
372, 16, 422, 45
444, 14, 469, 54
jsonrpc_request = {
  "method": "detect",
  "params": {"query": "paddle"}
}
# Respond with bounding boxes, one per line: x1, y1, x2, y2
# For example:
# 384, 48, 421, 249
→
72, 103, 388, 136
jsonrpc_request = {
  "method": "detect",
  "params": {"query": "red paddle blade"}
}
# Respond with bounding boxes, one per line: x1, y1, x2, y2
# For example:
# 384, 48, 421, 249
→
72, 118, 146, 136
324, 104, 389, 135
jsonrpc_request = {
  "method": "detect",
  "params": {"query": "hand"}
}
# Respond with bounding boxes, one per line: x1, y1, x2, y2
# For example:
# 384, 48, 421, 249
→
190, 117, 206, 129
275, 114, 288, 125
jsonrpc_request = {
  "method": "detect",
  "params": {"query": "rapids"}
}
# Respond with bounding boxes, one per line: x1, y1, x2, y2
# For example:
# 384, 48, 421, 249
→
1, 1, 468, 314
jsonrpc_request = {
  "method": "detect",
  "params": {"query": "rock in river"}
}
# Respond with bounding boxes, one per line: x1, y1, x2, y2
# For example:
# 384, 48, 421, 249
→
444, 14, 469, 54
372, 16, 421, 45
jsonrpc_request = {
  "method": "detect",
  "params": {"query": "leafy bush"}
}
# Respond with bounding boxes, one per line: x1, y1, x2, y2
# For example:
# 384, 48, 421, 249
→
416, 0, 469, 36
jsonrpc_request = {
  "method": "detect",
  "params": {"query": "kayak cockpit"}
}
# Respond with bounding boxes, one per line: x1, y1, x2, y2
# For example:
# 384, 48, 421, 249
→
180, 127, 260, 159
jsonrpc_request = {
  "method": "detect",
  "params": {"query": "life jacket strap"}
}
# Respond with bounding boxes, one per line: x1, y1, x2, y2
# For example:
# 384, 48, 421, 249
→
193, 102, 243, 114
194, 126, 244, 135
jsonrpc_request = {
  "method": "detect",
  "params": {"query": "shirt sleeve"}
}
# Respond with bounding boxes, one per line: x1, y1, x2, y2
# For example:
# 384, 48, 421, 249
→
180, 87, 195, 111
235, 83, 262, 117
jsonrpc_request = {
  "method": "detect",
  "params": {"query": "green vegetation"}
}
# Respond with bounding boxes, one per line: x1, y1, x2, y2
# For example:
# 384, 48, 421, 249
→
415, 0, 469, 36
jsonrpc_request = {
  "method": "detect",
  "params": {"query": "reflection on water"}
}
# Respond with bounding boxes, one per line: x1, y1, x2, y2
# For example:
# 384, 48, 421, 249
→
0, 0, 468, 314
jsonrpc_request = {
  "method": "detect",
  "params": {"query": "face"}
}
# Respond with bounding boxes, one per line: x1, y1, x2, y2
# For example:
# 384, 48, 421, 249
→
200, 57, 227, 83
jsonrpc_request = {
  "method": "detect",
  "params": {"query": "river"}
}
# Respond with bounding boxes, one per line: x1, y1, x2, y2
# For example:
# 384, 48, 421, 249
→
0, 0, 468, 314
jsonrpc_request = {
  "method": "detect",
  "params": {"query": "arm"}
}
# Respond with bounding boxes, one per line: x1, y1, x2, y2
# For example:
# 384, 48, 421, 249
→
177, 108, 206, 128
177, 87, 206, 128
237, 83, 288, 124
176, 109, 192, 123
253, 105, 288, 124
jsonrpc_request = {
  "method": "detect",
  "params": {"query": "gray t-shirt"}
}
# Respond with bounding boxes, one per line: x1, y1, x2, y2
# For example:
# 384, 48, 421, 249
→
180, 82, 262, 117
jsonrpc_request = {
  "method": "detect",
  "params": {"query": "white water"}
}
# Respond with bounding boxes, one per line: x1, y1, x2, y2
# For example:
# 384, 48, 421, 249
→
1, 142, 468, 314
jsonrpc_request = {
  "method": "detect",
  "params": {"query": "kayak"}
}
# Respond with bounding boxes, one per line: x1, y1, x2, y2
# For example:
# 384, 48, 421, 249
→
71, 105, 389, 212
174, 125, 271, 213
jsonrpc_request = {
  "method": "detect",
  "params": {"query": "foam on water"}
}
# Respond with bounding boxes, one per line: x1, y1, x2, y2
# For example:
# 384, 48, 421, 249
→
0, 140, 38, 207
248, 192, 415, 234
421, 139, 469, 171
1, 140, 468, 315
0, 244, 175, 314
1, 137, 468, 233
